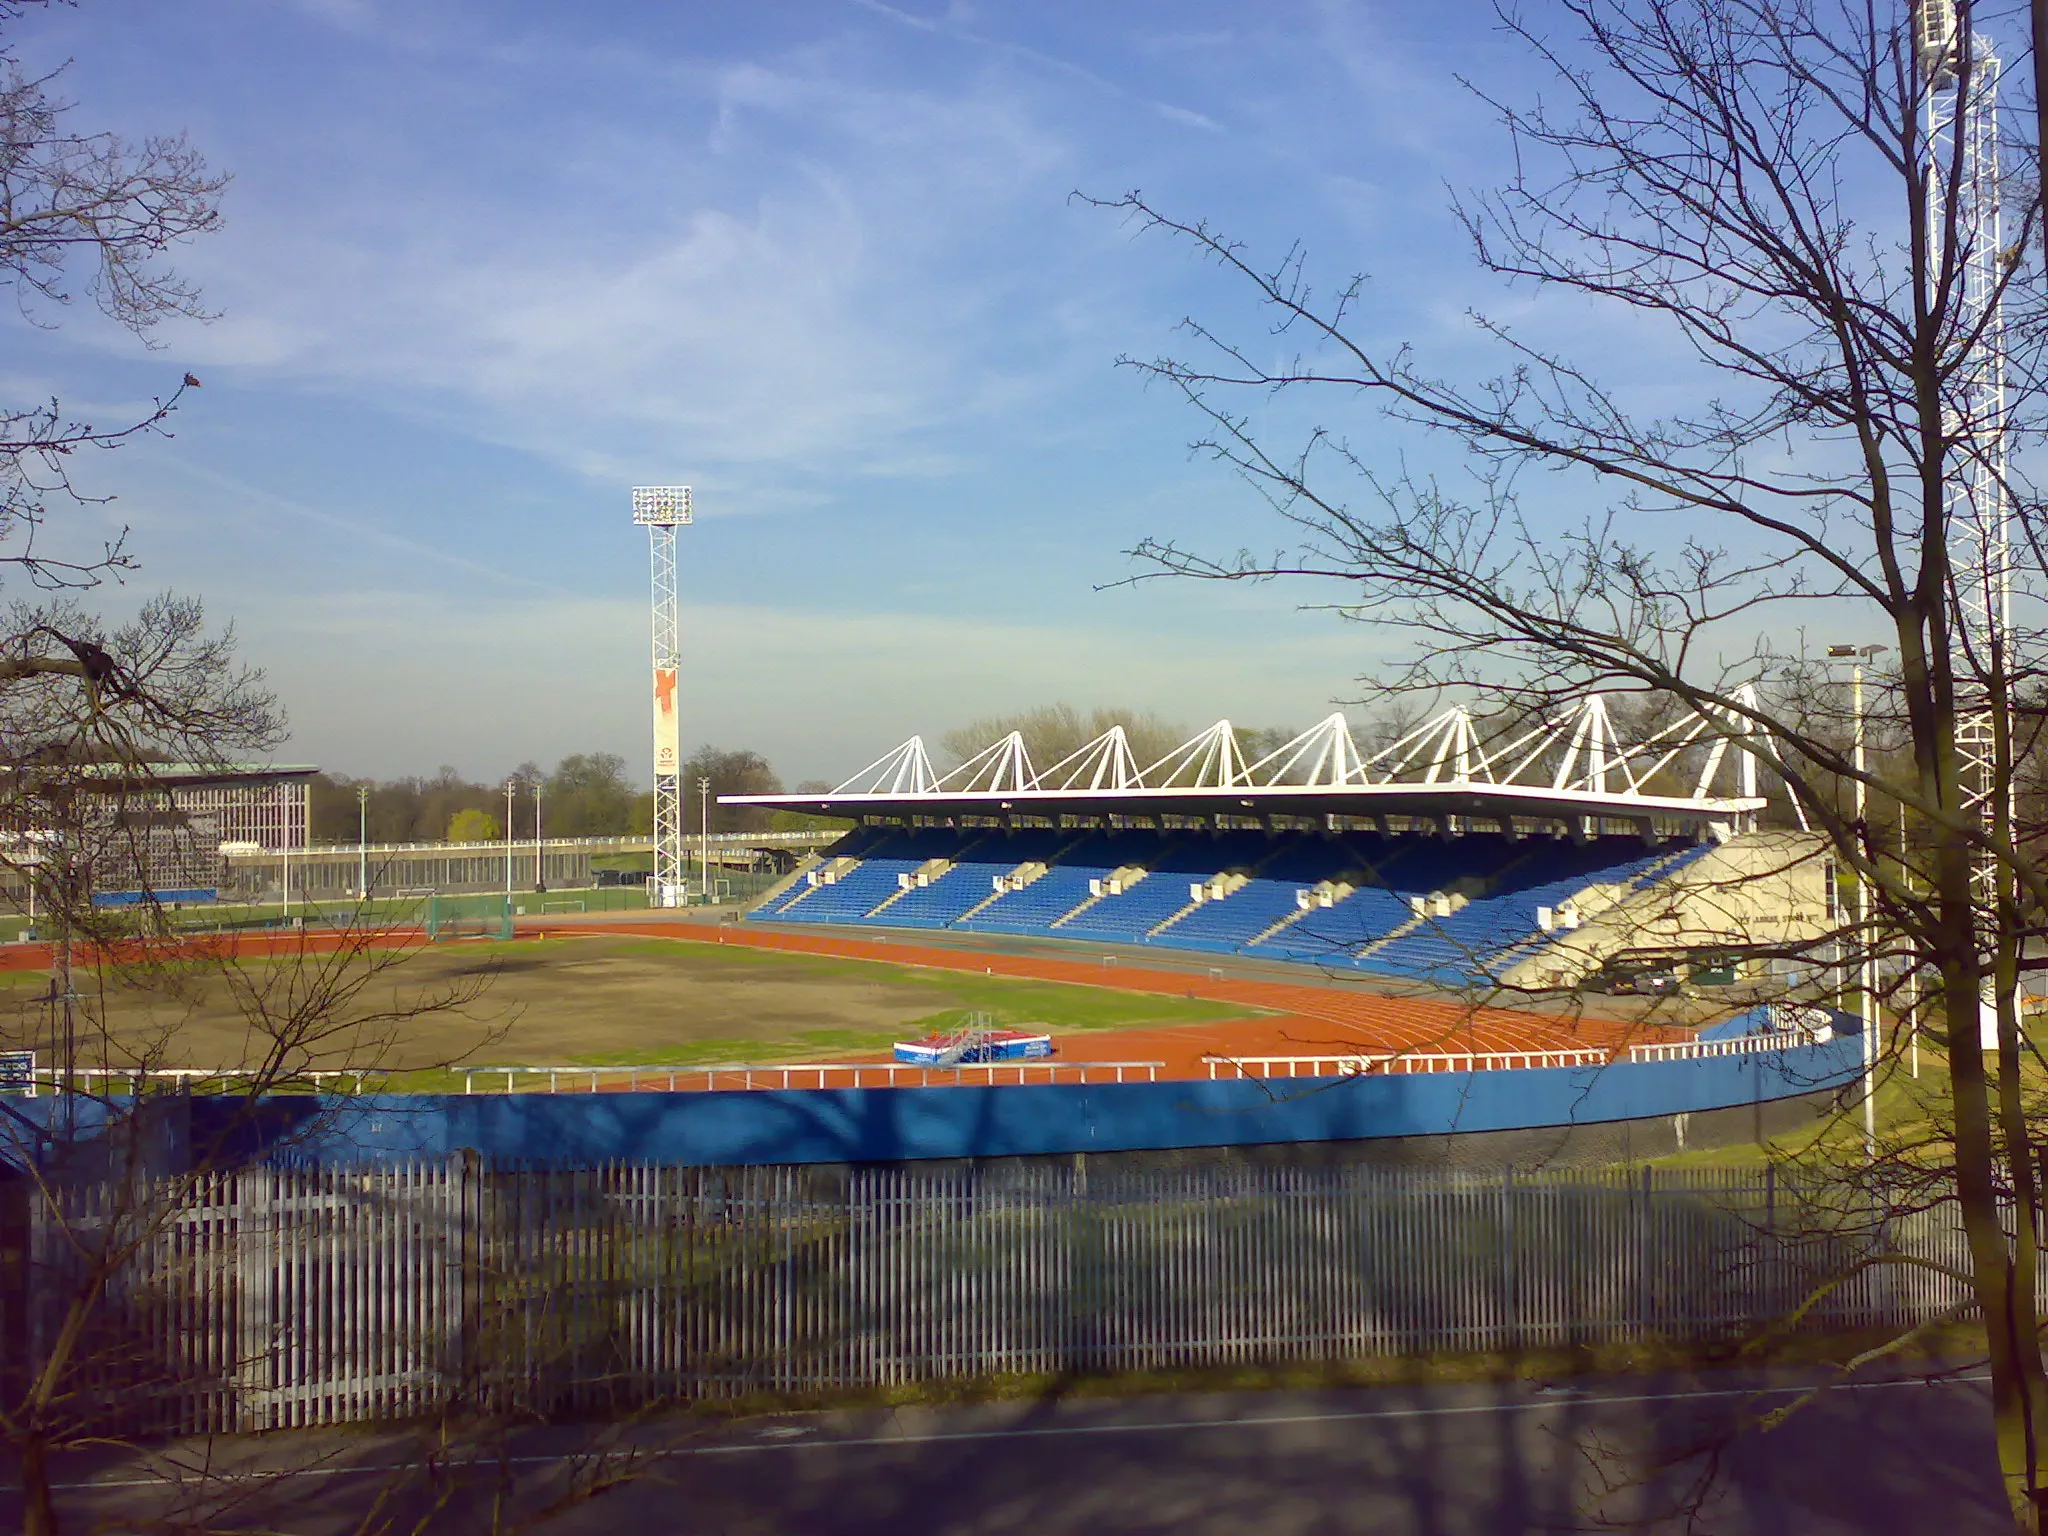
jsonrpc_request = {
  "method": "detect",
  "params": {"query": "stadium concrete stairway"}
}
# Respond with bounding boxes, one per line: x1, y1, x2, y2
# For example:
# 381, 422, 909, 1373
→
872, 830, 1066, 929
751, 825, 892, 918
958, 859, 1107, 933
1249, 887, 1416, 965
769, 829, 959, 925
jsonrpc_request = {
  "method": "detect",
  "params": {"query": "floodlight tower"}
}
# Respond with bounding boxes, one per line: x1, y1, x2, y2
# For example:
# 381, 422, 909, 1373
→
632, 486, 692, 907
1917, 0, 2010, 1028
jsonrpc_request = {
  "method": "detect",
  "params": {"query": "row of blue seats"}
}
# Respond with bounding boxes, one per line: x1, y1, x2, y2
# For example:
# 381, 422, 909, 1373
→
752, 830, 1706, 982
1357, 844, 1710, 980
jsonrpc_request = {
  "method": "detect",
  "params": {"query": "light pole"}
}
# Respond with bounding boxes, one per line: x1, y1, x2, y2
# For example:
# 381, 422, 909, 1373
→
632, 486, 692, 907
503, 778, 516, 901
534, 781, 545, 892
1828, 641, 1889, 1157
357, 784, 369, 902
698, 776, 711, 904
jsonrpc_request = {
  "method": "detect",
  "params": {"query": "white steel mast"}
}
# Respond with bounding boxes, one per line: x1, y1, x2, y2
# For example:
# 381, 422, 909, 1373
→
1918, 1, 2009, 1027
632, 486, 692, 907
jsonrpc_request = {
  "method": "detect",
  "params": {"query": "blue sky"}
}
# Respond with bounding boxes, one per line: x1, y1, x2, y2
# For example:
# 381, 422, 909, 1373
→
10, 0, 1579, 786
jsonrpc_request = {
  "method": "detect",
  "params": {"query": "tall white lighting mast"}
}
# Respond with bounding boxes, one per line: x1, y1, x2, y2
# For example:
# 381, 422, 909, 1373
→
632, 486, 692, 907
1917, 0, 2009, 1029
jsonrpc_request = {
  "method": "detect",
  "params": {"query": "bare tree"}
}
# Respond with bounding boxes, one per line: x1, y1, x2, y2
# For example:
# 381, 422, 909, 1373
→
1094, 0, 2048, 1525
0, 2, 227, 589
940, 703, 1190, 772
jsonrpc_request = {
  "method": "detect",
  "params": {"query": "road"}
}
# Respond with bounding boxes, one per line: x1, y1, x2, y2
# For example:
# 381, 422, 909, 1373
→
19, 1367, 2008, 1534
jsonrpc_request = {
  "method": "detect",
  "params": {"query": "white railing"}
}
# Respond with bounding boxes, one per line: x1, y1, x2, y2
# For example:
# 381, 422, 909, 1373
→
227, 829, 835, 860
458, 1060, 1167, 1094
1625, 1030, 1811, 1062
1204, 1048, 1612, 1080
18, 1067, 374, 1096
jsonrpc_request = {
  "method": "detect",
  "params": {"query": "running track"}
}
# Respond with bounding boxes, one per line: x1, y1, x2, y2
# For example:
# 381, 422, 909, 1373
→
548, 920, 1681, 1081
0, 919, 1682, 1083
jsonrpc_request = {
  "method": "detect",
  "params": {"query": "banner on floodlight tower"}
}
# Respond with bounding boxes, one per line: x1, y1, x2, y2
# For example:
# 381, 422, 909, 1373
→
653, 667, 680, 775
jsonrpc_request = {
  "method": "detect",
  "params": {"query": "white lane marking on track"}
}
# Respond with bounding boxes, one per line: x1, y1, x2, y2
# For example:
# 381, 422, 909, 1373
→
49, 1374, 1990, 1492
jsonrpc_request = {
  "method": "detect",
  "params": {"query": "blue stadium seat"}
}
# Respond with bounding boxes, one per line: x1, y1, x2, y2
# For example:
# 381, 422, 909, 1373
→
958, 865, 1104, 933
749, 821, 1715, 981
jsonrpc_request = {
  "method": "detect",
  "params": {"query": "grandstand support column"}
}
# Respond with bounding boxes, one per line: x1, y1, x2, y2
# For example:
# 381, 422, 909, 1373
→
633, 487, 693, 907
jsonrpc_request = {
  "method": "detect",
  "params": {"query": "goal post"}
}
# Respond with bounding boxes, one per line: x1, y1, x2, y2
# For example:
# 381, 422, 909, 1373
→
425, 893, 514, 942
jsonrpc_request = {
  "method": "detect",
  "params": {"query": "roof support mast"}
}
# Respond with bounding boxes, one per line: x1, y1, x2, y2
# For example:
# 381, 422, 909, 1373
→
633, 486, 692, 908
1918, 2, 2010, 1028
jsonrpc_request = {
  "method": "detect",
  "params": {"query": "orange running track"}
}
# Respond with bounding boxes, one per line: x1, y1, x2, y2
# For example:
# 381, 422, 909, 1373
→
0, 927, 425, 973
551, 920, 1682, 1083
0, 919, 1683, 1085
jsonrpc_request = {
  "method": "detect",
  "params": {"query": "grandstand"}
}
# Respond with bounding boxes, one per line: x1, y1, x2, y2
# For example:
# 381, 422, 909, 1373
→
735, 702, 1825, 987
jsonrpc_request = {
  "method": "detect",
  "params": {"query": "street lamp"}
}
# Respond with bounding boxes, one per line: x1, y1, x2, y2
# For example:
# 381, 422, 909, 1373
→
1827, 641, 1890, 1155
357, 784, 369, 903
698, 777, 712, 904
503, 778, 516, 901
534, 781, 545, 892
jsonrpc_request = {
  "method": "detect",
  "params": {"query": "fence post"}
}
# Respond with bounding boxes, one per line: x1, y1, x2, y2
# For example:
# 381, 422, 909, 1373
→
234, 1165, 273, 1432
1502, 1166, 1518, 1346
456, 1149, 482, 1411
1637, 1164, 1654, 1340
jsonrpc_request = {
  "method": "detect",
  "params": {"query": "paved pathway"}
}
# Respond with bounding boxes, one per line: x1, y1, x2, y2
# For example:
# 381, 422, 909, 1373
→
20, 1367, 2005, 1534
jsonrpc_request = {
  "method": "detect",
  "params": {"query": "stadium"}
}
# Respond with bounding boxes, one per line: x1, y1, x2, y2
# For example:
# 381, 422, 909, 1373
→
0, 684, 1858, 1168
734, 702, 1824, 995
0, 488, 1859, 1167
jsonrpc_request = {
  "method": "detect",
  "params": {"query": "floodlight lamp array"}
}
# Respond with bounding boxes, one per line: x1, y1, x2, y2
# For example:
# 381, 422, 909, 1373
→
631, 486, 693, 526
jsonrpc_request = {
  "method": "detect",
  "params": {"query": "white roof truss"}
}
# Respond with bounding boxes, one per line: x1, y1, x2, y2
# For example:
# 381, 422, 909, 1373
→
799, 690, 1779, 819
1364, 707, 1478, 785
1247, 713, 1368, 787
1143, 719, 1251, 789
937, 730, 1037, 794
1038, 726, 1143, 791
833, 735, 938, 795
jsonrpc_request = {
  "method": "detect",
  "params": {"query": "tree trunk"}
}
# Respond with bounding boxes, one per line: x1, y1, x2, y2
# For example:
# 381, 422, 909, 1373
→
20, 1427, 58, 1536
1947, 952, 2046, 1532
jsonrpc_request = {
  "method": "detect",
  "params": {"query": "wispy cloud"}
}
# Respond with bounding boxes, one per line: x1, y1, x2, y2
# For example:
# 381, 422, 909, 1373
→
150, 32, 1090, 494
853, 0, 1228, 131
147, 455, 575, 597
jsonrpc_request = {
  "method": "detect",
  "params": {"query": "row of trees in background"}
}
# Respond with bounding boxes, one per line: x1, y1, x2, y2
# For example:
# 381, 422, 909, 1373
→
303, 711, 1325, 849
307, 680, 1998, 850
940, 704, 1300, 772
306, 747, 796, 844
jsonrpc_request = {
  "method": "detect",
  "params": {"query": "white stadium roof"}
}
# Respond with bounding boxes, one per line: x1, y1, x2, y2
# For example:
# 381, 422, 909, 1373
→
729, 697, 1772, 833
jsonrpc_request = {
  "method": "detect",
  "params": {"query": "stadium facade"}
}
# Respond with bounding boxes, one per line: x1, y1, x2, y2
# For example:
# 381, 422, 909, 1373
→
0, 763, 314, 907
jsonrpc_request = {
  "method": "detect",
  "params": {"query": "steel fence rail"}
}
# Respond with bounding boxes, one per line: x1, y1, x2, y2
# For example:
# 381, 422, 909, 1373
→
240, 830, 832, 860
1625, 1031, 1812, 1062
24, 1158, 1978, 1436
14, 1067, 374, 1097
1204, 1049, 1612, 1079
457, 1060, 1168, 1093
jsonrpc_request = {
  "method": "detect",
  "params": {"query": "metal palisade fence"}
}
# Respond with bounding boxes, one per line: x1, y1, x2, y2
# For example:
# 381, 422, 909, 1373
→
19, 1158, 1973, 1435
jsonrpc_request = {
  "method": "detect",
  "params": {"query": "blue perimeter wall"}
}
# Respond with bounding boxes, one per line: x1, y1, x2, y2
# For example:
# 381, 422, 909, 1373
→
162, 1032, 1860, 1169
2, 1009, 1863, 1171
